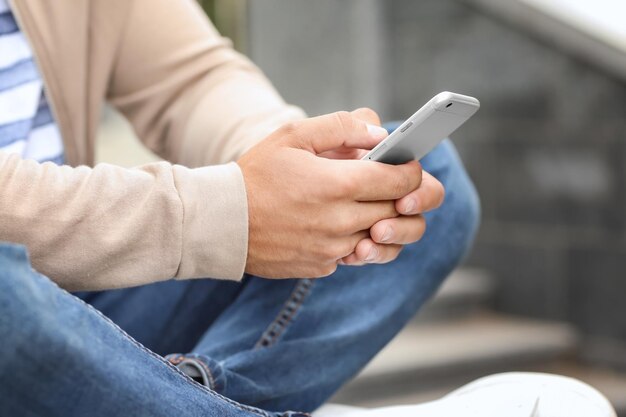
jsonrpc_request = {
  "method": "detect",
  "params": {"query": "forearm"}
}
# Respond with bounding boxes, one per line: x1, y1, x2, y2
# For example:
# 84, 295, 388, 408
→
0, 153, 248, 290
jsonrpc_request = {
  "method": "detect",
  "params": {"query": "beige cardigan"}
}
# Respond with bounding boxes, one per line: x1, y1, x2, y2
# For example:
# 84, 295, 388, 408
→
1, 0, 305, 290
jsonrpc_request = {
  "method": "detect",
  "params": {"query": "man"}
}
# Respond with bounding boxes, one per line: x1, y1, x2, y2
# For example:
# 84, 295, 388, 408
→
0, 0, 481, 415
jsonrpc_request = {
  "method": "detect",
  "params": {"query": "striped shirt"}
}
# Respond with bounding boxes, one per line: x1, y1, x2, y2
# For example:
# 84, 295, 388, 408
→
0, 0, 64, 164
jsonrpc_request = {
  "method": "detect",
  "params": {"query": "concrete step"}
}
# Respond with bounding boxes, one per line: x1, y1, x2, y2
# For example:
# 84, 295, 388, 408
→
416, 267, 495, 321
332, 312, 578, 405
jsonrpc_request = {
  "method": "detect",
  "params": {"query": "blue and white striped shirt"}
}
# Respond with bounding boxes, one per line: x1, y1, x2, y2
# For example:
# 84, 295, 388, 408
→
0, 0, 64, 164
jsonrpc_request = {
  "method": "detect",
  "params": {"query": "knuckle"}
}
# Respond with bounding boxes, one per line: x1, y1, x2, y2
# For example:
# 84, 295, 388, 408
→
337, 240, 356, 258
321, 264, 338, 277
416, 165, 424, 183
321, 244, 338, 260
310, 263, 337, 278
410, 164, 423, 189
393, 173, 412, 196
277, 121, 301, 139
335, 216, 354, 235
335, 174, 358, 197
308, 215, 329, 237
314, 240, 334, 260
335, 209, 359, 234
279, 121, 297, 134
356, 107, 381, 124
315, 238, 345, 261
302, 207, 323, 232
333, 111, 356, 132
385, 201, 399, 218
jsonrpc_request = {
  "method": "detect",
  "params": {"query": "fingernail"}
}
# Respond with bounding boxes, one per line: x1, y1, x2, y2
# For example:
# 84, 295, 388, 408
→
365, 247, 379, 262
381, 226, 393, 243
404, 199, 416, 214
367, 124, 388, 140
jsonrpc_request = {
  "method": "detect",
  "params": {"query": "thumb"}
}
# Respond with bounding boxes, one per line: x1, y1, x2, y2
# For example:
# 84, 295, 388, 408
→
285, 111, 388, 155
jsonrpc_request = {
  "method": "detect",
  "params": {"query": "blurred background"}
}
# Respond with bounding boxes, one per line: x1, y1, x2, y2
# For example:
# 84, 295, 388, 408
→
97, 0, 626, 412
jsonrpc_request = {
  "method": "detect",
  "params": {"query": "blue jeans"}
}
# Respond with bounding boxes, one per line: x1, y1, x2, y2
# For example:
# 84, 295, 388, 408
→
0, 139, 479, 417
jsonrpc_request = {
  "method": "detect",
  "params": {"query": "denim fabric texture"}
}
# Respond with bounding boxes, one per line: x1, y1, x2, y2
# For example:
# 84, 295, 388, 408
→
0, 136, 480, 416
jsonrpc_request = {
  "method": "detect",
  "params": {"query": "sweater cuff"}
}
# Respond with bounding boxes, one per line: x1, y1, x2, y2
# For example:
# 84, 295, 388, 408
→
172, 162, 248, 281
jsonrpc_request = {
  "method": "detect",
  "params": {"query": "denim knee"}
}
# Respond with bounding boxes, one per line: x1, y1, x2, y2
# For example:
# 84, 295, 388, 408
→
0, 243, 40, 306
442, 158, 481, 264
0, 244, 75, 353
421, 140, 481, 266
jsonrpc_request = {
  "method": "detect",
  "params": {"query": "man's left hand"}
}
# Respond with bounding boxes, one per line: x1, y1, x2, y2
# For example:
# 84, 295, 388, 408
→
322, 108, 445, 266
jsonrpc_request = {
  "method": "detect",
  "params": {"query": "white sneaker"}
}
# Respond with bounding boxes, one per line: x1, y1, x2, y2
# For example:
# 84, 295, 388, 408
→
314, 373, 616, 417
447, 373, 617, 417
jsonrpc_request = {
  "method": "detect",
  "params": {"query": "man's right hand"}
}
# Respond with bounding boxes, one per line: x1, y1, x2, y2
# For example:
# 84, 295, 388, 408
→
237, 111, 422, 279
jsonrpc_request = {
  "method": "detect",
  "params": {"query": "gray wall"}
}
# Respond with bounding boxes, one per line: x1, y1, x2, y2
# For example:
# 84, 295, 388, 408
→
247, 0, 626, 367
248, 0, 390, 118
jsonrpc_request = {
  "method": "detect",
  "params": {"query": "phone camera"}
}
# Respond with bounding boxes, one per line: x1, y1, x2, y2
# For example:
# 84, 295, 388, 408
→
446, 103, 453, 108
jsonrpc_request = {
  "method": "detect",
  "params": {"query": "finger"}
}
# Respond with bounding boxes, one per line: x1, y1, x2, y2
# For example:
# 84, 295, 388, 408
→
335, 230, 371, 262
370, 215, 426, 245
317, 147, 370, 161
351, 107, 382, 127
318, 108, 387, 160
282, 111, 388, 155
335, 159, 423, 201
351, 108, 387, 152
340, 201, 398, 233
338, 253, 365, 266
396, 170, 445, 215
341, 238, 403, 265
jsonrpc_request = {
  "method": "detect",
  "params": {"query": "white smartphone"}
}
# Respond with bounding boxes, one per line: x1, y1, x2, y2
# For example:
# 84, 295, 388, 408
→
362, 92, 480, 165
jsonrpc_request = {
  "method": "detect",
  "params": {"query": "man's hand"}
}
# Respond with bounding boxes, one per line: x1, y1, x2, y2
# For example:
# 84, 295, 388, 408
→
323, 108, 446, 266
237, 111, 422, 279
340, 170, 445, 265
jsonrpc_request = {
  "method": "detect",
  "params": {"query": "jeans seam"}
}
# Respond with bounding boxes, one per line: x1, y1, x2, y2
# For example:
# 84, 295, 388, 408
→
254, 279, 314, 349
45, 274, 272, 417
194, 356, 217, 390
